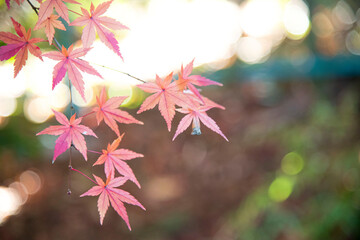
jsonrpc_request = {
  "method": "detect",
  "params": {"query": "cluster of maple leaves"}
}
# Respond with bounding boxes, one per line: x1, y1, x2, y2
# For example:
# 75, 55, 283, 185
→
0, 0, 228, 230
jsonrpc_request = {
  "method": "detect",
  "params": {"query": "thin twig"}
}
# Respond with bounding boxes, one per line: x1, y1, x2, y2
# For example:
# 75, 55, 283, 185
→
68, 8, 82, 16
26, 0, 62, 50
70, 167, 98, 185
88, 149, 102, 155
68, 78, 75, 116
87, 61, 147, 83
81, 111, 95, 119
67, 147, 72, 195
26, 0, 38, 14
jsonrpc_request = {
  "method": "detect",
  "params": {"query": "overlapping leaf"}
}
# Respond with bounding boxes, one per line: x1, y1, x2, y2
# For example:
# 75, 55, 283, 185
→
34, 14, 66, 45
177, 59, 223, 102
43, 45, 102, 100
35, 0, 79, 28
93, 87, 143, 136
172, 97, 228, 141
37, 110, 97, 162
93, 134, 143, 188
137, 72, 193, 131
70, 0, 128, 59
0, 18, 43, 77
80, 174, 145, 229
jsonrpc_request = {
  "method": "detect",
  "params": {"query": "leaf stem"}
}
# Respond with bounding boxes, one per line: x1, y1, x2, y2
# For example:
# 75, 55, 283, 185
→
86, 60, 147, 83
81, 111, 95, 119
88, 149, 102, 155
70, 167, 98, 185
67, 8, 82, 16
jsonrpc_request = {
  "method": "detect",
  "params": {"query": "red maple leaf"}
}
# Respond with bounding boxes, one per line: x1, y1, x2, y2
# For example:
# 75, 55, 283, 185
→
0, 18, 43, 77
36, 110, 97, 163
35, 0, 79, 28
93, 134, 143, 188
34, 14, 66, 45
70, 0, 128, 59
137, 72, 193, 131
177, 59, 223, 102
93, 87, 143, 137
80, 174, 145, 229
172, 100, 228, 141
42, 45, 102, 101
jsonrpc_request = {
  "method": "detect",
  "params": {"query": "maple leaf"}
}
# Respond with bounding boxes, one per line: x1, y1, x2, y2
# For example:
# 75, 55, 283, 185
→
36, 110, 97, 163
172, 103, 228, 142
42, 45, 102, 101
6, 0, 41, 9
80, 174, 145, 229
0, 18, 43, 77
34, 14, 66, 45
137, 72, 193, 131
177, 59, 223, 102
93, 134, 143, 188
184, 91, 226, 111
35, 0, 79, 28
6, 0, 23, 9
93, 87, 143, 137
69, 0, 129, 59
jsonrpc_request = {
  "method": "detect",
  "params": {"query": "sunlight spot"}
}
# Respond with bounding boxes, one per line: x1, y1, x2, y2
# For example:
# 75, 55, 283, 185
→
9, 182, 28, 205
236, 37, 271, 64
333, 0, 356, 26
19, 170, 42, 195
0, 187, 22, 225
72, 86, 95, 107
0, 97, 17, 117
283, 0, 310, 40
346, 30, 360, 55
240, 0, 283, 38
50, 83, 70, 110
24, 97, 53, 124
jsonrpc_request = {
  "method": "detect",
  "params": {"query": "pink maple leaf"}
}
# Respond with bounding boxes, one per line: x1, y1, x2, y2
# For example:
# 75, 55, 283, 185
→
0, 18, 43, 77
69, 0, 129, 59
80, 174, 145, 230
172, 102, 228, 141
137, 72, 193, 131
93, 134, 143, 188
177, 59, 223, 102
93, 87, 143, 137
36, 110, 97, 162
6, 0, 41, 9
35, 0, 80, 28
34, 14, 66, 45
42, 45, 102, 101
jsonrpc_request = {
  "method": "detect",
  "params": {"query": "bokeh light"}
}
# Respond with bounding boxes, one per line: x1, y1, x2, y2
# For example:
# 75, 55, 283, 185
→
240, 0, 282, 38
19, 170, 42, 195
283, 0, 310, 40
0, 187, 22, 225
268, 176, 294, 202
72, 85, 95, 107
281, 152, 304, 175
236, 37, 271, 64
0, 97, 17, 117
24, 96, 53, 123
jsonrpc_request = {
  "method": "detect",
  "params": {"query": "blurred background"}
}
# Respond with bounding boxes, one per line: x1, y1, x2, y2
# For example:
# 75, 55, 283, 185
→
1, 0, 360, 239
